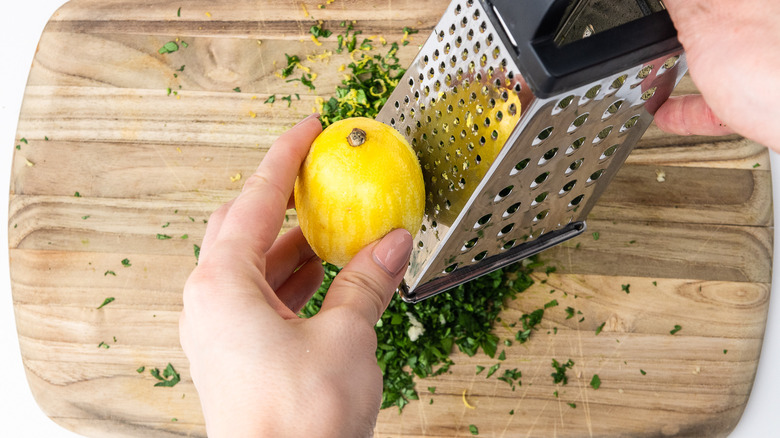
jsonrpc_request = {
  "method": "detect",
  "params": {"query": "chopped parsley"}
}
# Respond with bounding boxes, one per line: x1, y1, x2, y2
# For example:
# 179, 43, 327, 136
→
136, 366, 145, 373
74, 192, 81, 197
469, 424, 479, 435
640, 369, 647, 375
486, 363, 501, 378
595, 321, 606, 335
96, 297, 115, 309
150, 363, 181, 387
98, 341, 110, 349
564, 306, 576, 319
309, 24, 333, 39
121, 258, 132, 267
590, 374, 601, 389
551, 358, 575, 385
177, 7, 181, 17
568, 402, 577, 408
544, 299, 558, 309
621, 284, 630, 294
157, 234, 173, 240
193, 244, 201, 261
475, 365, 485, 375
592, 232, 600, 240
104, 270, 116, 276
280, 54, 301, 78
670, 324, 682, 335
233, 87, 241, 92
158, 41, 179, 54
264, 95, 276, 104
497, 368, 522, 390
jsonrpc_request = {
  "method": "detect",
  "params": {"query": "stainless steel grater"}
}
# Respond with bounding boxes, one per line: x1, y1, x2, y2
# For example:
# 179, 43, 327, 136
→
376, 0, 688, 302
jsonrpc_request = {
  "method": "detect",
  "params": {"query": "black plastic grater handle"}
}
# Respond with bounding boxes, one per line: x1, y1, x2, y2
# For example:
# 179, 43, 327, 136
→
484, 0, 682, 98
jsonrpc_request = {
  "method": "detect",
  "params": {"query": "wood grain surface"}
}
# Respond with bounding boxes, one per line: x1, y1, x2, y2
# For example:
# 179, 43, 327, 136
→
8, 1, 773, 437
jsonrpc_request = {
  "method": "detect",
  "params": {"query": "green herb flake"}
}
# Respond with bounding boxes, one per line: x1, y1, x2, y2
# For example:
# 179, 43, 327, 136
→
568, 402, 576, 408
181, 234, 189, 239
640, 369, 647, 375
171, 418, 178, 422
564, 306, 575, 320
469, 424, 479, 435
670, 324, 682, 335
20, 138, 28, 144
544, 299, 558, 309
724, 349, 728, 354
592, 232, 600, 240
104, 270, 116, 276
281, 54, 301, 78
475, 365, 485, 375
509, 409, 514, 415
121, 258, 132, 267
82, 215, 90, 220
753, 163, 761, 168
590, 374, 601, 389
621, 284, 630, 294
158, 41, 179, 54
181, 41, 189, 48
264, 95, 276, 104
427, 386, 436, 394
177, 7, 181, 17
157, 234, 173, 240
150, 363, 181, 387
551, 358, 575, 385
15, 145, 20, 150
497, 368, 522, 390
498, 350, 506, 361
74, 192, 81, 197
233, 87, 241, 92
97, 297, 115, 309
194, 244, 201, 261
136, 366, 145, 373
310, 24, 333, 39
595, 321, 606, 335
98, 341, 110, 349
652, 281, 658, 286
486, 363, 501, 378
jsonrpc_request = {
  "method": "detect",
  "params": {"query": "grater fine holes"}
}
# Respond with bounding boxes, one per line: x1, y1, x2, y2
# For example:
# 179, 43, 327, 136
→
568, 113, 590, 133
658, 55, 681, 76
504, 202, 522, 217
600, 144, 619, 161
494, 185, 514, 202
467, 29, 475, 40
588, 169, 605, 183
640, 87, 657, 101
560, 179, 577, 194
473, 8, 481, 19
498, 223, 514, 237
479, 21, 487, 33
566, 137, 586, 155
466, 0, 473, 6
533, 127, 554, 145
533, 191, 549, 206
473, 250, 488, 262
556, 95, 575, 113
455, 3, 462, 14
462, 237, 479, 251
539, 147, 559, 166
609, 74, 628, 92
532, 172, 550, 188
474, 213, 492, 229
569, 194, 585, 208
582, 85, 601, 103
534, 210, 549, 222
444, 263, 458, 273
566, 159, 583, 174
593, 126, 613, 144
636, 65, 654, 80
621, 115, 641, 132
502, 240, 517, 250
508, 103, 518, 115
461, 16, 468, 28
417, 241, 424, 248
603, 100, 624, 119
449, 24, 456, 34
510, 158, 530, 176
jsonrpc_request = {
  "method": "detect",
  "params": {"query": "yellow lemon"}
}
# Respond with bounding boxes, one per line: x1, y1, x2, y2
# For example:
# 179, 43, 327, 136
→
294, 117, 425, 267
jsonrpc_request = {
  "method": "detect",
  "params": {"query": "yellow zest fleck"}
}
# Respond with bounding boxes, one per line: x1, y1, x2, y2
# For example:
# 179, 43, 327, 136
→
25, 159, 35, 167
338, 64, 346, 72
301, 3, 309, 17
249, 111, 257, 118
310, 34, 322, 46
379, 36, 387, 45
297, 63, 312, 74
343, 74, 352, 81
205, 11, 212, 18
275, 72, 284, 79
462, 389, 476, 409
176, 95, 181, 100
327, 0, 335, 4
176, 147, 182, 154
318, 4, 325, 9
230, 173, 242, 183
257, 40, 262, 46
311, 73, 318, 81
251, 95, 258, 100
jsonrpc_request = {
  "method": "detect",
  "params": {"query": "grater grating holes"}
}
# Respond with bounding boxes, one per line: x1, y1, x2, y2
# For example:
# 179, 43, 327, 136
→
474, 213, 492, 229
657, 55, 681, 76
568, 113, 590, 133
566, 136, 586, 155
593, 125, 613, 144
621, 115, 641, 132
603, 99, 624, 119
533, 127, 554, 145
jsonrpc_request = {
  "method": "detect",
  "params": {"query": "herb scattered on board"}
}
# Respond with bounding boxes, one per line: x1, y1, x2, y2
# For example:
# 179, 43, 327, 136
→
595, 321, 606, 335
121, 258, 132, 267
104, 270, 116, 276
621, 284, 630, 294
97, 297, 115, 309
150, 363, 181, 387
98, 341, 110, 349
551, 358, 575, 385
670, 324, 682, 335
136, 366, 145, 373
469, 424, 479, 435
590, 374, 601, 389
158, 41, 180, 54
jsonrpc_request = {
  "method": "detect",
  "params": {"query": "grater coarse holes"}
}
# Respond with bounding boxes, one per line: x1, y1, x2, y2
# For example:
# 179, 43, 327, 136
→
375, 0, 688, 302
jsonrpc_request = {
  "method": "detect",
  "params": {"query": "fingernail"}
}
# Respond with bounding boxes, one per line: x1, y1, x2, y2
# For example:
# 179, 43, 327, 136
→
372, 229, 413, 276
294, 113, 320, 128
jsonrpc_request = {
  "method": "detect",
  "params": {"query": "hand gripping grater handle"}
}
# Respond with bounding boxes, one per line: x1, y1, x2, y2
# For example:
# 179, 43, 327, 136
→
376, 0, 688, 302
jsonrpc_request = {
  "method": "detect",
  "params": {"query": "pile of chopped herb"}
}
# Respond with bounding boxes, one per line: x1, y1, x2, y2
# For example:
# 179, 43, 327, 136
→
290, 21, 543, 411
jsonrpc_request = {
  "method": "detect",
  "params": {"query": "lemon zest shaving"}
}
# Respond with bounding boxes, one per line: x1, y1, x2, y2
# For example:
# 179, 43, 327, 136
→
301, 3, 309, 17
230, 173, 242, 183
462, 389, 476, 409
310, 34, 322, 46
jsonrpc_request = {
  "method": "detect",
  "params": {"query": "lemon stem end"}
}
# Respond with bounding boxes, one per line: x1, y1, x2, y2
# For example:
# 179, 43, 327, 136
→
347, 128, 367, 147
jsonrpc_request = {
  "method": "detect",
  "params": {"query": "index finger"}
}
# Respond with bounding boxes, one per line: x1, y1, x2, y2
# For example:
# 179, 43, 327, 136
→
216, 114, 322, 254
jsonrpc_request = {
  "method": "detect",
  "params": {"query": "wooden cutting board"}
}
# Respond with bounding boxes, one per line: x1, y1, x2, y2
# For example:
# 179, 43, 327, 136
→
9, 1, 773, 436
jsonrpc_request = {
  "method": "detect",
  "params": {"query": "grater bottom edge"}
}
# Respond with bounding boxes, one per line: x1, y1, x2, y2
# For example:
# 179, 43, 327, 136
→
399, 221, 587, 303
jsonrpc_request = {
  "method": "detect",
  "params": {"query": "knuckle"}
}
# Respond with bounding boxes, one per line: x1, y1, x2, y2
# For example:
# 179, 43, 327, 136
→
335, 270, 389, 321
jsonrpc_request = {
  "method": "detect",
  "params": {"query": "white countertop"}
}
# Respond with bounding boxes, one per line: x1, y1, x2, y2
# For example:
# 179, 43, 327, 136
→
1, 2, 778, 436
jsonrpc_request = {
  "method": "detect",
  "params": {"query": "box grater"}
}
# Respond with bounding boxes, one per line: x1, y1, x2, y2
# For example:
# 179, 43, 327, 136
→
376, 0, 688, 302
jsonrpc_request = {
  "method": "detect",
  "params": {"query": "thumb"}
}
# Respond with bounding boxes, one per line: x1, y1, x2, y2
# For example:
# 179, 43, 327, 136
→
319, 228, 413, 325
654, 94, 734, 137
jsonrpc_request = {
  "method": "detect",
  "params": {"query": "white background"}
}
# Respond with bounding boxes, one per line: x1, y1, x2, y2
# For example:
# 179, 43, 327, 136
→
1, 2, 778, 437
